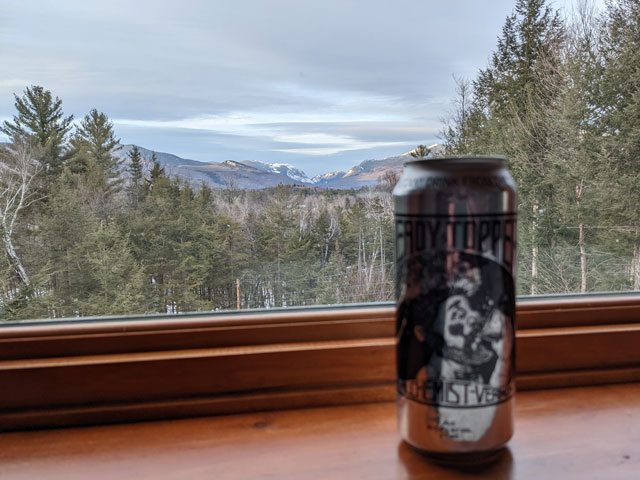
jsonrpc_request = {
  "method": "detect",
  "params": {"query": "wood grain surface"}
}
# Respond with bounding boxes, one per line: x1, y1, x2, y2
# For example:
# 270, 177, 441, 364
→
3, 294, 639, 361
4, 323, 640, 431
0, 383, 638, 479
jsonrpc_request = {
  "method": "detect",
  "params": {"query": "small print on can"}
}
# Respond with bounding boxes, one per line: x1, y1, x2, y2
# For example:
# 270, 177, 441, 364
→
393, 156, 517, 460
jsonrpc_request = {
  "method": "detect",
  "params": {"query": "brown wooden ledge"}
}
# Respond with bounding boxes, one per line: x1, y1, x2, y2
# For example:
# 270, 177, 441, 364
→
2, 296, 640, 431
0, 383, 638, 479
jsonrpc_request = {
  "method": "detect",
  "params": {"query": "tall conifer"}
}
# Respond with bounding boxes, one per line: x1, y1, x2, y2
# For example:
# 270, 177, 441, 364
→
68, 109, 122, 181
1, 85, 73, 176
127, 146, 144, 208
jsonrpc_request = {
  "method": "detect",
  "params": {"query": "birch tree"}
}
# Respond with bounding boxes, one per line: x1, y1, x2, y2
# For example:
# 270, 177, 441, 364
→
0, 141, 43, 287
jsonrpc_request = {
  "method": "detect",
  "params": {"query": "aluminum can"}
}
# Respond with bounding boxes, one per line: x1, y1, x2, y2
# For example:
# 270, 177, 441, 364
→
393, 156, 517, 461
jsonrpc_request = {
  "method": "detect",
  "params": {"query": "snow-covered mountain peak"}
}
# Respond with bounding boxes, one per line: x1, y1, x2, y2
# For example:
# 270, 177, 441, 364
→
240, 160, 313, 184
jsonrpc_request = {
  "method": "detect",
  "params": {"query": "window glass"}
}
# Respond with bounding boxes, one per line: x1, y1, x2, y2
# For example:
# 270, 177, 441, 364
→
1, 0, 634, 323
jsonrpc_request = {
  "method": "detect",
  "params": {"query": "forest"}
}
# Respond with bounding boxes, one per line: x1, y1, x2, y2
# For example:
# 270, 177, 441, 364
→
1, 0, 640, 320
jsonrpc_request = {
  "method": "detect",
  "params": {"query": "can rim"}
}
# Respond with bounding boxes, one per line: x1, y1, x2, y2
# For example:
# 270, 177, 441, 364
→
405, 155, 506, 167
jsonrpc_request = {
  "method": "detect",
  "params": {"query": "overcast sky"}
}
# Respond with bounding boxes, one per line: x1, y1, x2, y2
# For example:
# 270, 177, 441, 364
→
0, 0, 603, 176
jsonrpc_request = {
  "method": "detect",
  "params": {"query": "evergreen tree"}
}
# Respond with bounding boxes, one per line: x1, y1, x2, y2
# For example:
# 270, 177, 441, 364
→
444, 0, 566, 294
68, 109, 122, 181
127, 174, 184, 312
127, 145, 144, 208
67, 110, 123, 220
534, 1, 607, 294
410, 145, 431, 159
254, 185, 314, 307
198, 182, 213, 210
0, 85, 73, 176
594, 0, 640, 289
127, 146, 144, 183
35, 176, 97, 318
78, 222, 149, 316
146, 154, 166, 192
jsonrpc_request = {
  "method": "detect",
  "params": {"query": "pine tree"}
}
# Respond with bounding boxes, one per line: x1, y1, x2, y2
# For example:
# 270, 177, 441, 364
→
35, 177, 97, 318
198, 182, 213, 210
127, 145, 144, 208
0, 85, 73, 176
67, 110, 123, 221
445, 0, 566, 294
147, 154, 166, 192
68, 109, 122, 181
127, 146, 144, 182
410, 145, 431, 159
534, 1, 608, 295
594, 0, 640, 290
78, 221, 149, 316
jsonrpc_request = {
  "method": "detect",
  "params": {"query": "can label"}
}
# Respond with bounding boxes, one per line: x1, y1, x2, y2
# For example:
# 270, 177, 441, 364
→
395, 212, 516, 414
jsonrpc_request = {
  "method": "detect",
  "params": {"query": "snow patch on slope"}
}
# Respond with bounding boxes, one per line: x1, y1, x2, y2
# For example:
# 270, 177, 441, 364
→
240, 160, 313, 184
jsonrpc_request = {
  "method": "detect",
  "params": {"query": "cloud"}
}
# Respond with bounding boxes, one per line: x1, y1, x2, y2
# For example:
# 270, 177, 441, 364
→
0, 0, 600, 174
114, 109, 438, 159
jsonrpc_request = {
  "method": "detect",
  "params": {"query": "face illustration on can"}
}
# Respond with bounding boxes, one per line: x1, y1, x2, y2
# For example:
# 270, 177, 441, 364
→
437, 294, 509, 384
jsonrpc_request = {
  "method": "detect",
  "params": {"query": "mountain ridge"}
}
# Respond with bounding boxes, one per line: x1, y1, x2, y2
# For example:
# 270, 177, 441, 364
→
114, 143, 444, 190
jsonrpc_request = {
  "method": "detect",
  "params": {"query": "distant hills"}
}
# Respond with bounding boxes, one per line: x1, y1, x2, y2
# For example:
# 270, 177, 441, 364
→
114, 144, 444, 190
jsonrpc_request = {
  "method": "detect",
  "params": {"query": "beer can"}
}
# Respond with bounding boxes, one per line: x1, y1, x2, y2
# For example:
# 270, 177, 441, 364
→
393, 155, 517, 461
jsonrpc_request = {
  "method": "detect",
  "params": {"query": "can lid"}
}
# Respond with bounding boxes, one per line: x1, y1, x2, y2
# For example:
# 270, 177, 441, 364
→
405, 155, 506, 168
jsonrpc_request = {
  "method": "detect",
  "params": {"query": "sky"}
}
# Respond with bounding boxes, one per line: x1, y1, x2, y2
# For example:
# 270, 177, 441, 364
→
0, 0, 605, 176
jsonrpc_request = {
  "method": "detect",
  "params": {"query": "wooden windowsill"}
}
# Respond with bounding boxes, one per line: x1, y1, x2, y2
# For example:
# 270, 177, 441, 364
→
2, 295, 640, 431
1, 382, 638, 479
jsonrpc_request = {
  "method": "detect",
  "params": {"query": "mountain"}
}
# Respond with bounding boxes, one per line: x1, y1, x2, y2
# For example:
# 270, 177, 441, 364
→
117, 145, 206, 167
311, 144, 445, 189
115, 145, 309, 189
239, 160, 314, 184
311, 155, 405, 189
178, 160, 308, 189
114, 143, 444, 190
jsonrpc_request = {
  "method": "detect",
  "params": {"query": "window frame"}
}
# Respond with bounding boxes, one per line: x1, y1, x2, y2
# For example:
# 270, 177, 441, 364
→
1, 293, 639, 431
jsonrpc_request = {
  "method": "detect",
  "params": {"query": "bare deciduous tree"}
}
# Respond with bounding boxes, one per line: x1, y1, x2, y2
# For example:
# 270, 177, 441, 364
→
379, 169, 400, 194
0, 141, 43, 287
442, 75, 474, 154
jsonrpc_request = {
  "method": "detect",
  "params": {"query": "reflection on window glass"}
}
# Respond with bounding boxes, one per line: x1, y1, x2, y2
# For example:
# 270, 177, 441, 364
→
0, 0, 636, 321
